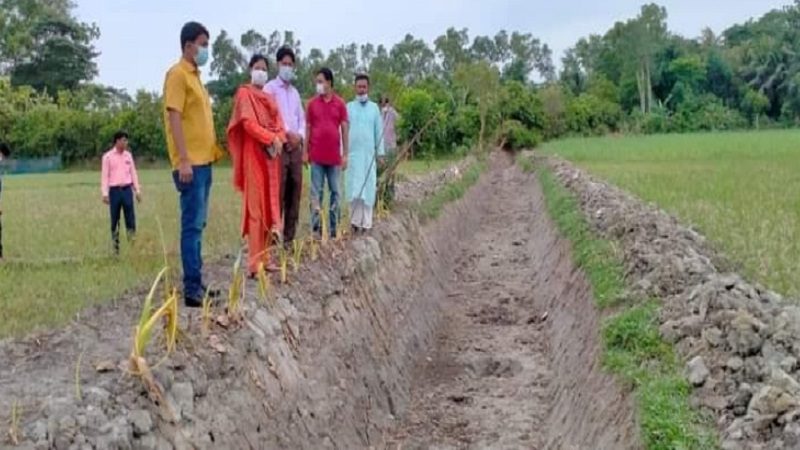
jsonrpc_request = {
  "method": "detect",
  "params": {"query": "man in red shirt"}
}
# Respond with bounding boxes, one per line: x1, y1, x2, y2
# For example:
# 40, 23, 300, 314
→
305, 67, 349, 238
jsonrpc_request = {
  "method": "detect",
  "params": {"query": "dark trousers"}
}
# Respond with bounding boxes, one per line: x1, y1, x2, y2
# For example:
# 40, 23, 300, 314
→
281, 147, 303, 244
109, 185, 136, 253
172, 165, 212, 299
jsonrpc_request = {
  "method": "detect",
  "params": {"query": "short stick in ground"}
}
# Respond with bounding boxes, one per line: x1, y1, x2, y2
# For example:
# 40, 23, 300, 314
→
308, 236, 319, 261
320, 207, 330, 245
257, 263, 276, 309
226, 250, 245, 322
291, 239, 305, 273
75, 348, 85, 401
201, 286, 213, 335
7, 400, 21, 445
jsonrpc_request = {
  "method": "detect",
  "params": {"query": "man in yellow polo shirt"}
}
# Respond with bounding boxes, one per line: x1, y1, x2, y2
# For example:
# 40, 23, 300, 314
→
163, 21, 223, 307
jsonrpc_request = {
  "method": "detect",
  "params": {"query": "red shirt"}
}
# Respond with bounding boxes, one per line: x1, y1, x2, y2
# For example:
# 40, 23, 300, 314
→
307, 94, 348, 166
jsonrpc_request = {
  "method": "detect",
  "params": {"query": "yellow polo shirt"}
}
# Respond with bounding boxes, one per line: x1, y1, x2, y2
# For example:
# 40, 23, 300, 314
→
162, 59, 223, 168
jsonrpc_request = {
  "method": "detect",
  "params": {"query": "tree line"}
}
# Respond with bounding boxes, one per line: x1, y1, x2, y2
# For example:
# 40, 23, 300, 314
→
1, 0, 799, 164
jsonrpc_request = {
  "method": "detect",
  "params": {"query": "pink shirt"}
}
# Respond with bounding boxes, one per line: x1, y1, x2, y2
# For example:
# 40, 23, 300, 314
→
264, 78, 305, 135
101, 148, 140, 197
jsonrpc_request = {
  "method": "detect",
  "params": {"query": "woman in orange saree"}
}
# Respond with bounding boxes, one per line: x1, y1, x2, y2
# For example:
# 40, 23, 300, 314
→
227, 55, 287, 276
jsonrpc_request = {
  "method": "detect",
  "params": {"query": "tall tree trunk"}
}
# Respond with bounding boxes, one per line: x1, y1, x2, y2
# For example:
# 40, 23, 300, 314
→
479, 114, 486, 153
644, 61, 653, 114
636, 68, 646, 114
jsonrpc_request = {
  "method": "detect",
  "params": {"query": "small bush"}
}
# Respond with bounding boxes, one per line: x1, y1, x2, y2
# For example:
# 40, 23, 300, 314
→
566, 92, 623, 135
397, 88, 451, 158
499, 120, 541, 151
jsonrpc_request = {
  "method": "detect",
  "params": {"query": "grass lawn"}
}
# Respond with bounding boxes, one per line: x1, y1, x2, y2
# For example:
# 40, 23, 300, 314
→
542, 129, 800, 297
0, 157, 457, 338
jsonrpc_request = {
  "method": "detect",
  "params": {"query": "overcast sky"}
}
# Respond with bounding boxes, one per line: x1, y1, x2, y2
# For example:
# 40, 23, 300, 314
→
74, 0, 788, 93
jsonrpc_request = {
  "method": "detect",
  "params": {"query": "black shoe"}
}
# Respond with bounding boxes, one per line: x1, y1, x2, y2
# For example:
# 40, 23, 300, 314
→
201, 285, 222, 298
184, 295, 205, 308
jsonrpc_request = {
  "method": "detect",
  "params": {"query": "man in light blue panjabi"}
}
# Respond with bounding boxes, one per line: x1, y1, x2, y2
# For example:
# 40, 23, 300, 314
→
346, 73, 385, 234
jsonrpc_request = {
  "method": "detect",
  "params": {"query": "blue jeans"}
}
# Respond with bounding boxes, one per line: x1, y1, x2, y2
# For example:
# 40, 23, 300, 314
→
172, 165, 212, 298
310, 163, 340, 238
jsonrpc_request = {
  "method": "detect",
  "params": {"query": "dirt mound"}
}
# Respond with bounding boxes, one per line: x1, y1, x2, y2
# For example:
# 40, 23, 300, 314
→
545, 154, 800, 449
1, 155, 639, 450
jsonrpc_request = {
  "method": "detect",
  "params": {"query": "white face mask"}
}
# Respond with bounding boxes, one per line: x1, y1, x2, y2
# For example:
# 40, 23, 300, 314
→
279, 66, 295, 82
316, 83, 326, 95
357, 94, 369, 103
251, 69, 269, 87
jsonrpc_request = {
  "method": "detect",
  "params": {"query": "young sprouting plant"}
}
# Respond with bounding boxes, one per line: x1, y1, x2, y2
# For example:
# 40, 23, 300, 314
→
201, 287, 212, 335
163, 289, 179, 353
308, 236, 319, 261
256, 263, 276, 308
129, 267, 179, 418
377, 198, 391, 220
335, 214, 349, 242
7, 400, 20, 445
132, 288, 178, 364
227, 250, 245, 321
292, 239, 305, 272
75, 349, 85, 401
277, 245, 290, 285
155, 216, 174, 293
320, 207, 330, 245
335, 203, 350, 242
132, 267, 169, 361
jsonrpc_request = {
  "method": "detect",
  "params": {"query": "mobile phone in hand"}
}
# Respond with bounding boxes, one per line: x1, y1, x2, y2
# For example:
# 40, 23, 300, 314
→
266, 144, 278, 159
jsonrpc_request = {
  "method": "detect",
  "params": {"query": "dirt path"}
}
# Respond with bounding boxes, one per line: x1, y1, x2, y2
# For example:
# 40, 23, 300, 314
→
386, 159, 639, 449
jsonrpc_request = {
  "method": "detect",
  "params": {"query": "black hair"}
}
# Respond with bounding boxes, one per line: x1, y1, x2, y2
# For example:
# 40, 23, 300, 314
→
113, 130, 129, 144
180, 21, 210, 50
355, 74, 370, 85
0, 142, 10, 157
317, 67, 334, 87
276, 47, 296, 64
249, 54, 268, 69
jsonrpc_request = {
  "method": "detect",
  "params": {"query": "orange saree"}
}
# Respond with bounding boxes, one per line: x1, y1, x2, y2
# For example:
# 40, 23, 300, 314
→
227, 85, 287, 274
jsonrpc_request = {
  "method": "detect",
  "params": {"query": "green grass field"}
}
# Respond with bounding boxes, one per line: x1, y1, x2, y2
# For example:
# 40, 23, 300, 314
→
542, 129, 800, 298
0, 158, 452, 338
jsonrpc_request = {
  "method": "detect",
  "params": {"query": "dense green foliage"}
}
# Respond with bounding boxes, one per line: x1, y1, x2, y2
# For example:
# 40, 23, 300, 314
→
1, 0, 800, 163
563, 1, 800, 132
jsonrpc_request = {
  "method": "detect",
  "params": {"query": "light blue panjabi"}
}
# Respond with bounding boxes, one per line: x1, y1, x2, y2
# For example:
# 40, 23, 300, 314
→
346, 99, 385, 208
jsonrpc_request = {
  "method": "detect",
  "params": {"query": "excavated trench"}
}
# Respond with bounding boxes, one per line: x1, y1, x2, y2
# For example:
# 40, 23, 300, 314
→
1, 154, 639, 450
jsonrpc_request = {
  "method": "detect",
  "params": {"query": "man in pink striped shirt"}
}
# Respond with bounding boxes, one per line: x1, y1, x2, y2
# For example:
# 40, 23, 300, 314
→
101, 131, 141, 254
265, 46, 305, 246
